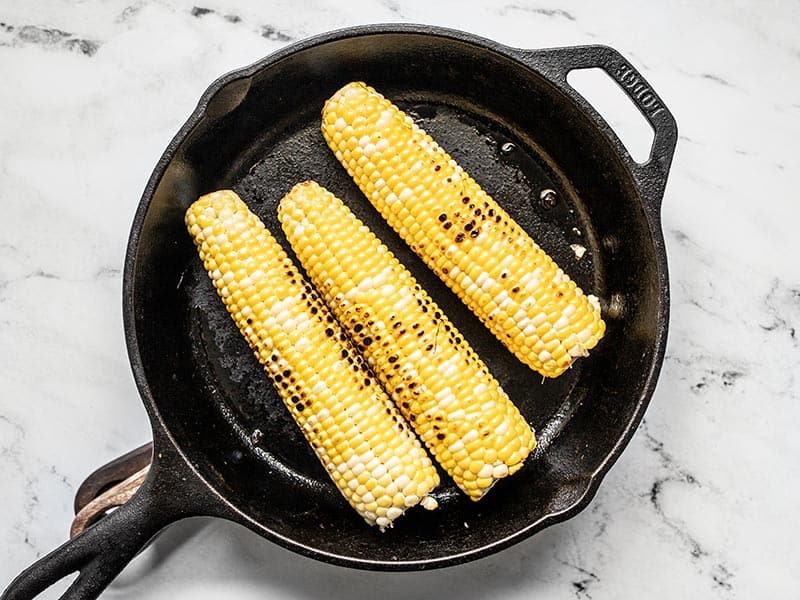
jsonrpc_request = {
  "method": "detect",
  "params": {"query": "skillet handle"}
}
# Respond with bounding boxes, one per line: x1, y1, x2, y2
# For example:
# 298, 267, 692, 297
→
517, 45, 678, 208
2, 450, 191, 600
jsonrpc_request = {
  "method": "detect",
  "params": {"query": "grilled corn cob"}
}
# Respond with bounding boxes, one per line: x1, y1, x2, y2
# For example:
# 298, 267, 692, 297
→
279, 181, 536, 500
185, 190, 439, 529
322, 82, 605, 378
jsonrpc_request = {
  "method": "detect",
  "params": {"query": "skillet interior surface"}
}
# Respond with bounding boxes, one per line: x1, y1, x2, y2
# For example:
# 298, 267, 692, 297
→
130, 30, 664, 566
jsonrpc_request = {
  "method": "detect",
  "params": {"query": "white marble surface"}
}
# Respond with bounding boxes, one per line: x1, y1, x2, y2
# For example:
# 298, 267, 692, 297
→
1, 1, 798, 598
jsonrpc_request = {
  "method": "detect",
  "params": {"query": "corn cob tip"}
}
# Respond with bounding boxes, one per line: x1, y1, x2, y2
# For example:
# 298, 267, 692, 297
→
323, 81, 372, 117
186, 189, 234, 217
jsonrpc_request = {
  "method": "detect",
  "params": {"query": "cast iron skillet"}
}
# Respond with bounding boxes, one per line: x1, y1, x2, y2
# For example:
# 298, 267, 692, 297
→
3, 24, 677, 600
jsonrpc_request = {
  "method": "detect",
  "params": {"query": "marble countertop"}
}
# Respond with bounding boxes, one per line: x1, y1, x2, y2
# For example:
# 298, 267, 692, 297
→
1, 1, 797, 598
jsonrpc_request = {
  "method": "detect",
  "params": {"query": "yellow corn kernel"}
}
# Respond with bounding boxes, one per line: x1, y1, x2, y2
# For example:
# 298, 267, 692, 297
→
322, 82, 605, 377
186, 190, 439, 529
279, 181, 536, 501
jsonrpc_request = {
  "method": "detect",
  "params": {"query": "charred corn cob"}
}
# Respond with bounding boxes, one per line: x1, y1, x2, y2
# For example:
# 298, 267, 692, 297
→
279, 181, 536, 500
186, 190, 439, 529
322, 82, 605, 378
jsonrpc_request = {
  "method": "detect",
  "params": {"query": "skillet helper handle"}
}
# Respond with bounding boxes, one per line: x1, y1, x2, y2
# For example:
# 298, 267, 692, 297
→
519, 45, 678, 209
71, 464, 150, 539
2, 456, 184, 600
73, 442, 153, 515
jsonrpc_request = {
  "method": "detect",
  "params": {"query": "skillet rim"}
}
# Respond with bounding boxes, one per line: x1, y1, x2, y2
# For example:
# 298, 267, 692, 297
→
122, 23, 671, 570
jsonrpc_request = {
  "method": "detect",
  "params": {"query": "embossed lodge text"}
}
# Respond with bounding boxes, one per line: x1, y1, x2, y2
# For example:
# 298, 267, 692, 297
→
612, 62, 664, 117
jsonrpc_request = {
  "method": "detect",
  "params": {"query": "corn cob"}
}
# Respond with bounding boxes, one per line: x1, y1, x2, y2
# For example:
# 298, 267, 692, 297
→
321, 82, 605, 378
279, 181, 536, 500
185, 190, 439, 529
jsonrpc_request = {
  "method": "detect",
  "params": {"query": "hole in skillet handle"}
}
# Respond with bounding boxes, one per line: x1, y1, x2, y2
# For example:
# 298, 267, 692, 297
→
513, 44, 678, 210
566, 68, 654, 164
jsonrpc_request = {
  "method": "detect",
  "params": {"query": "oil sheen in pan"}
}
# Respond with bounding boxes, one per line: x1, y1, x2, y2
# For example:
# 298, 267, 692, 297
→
182, 97, 604, 507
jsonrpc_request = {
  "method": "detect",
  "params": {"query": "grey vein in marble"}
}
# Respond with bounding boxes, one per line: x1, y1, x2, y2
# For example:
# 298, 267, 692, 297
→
500, 5, 576, 20
260, 24, 293, 42
190, 6, 241, 24
0, 22, 99, 56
